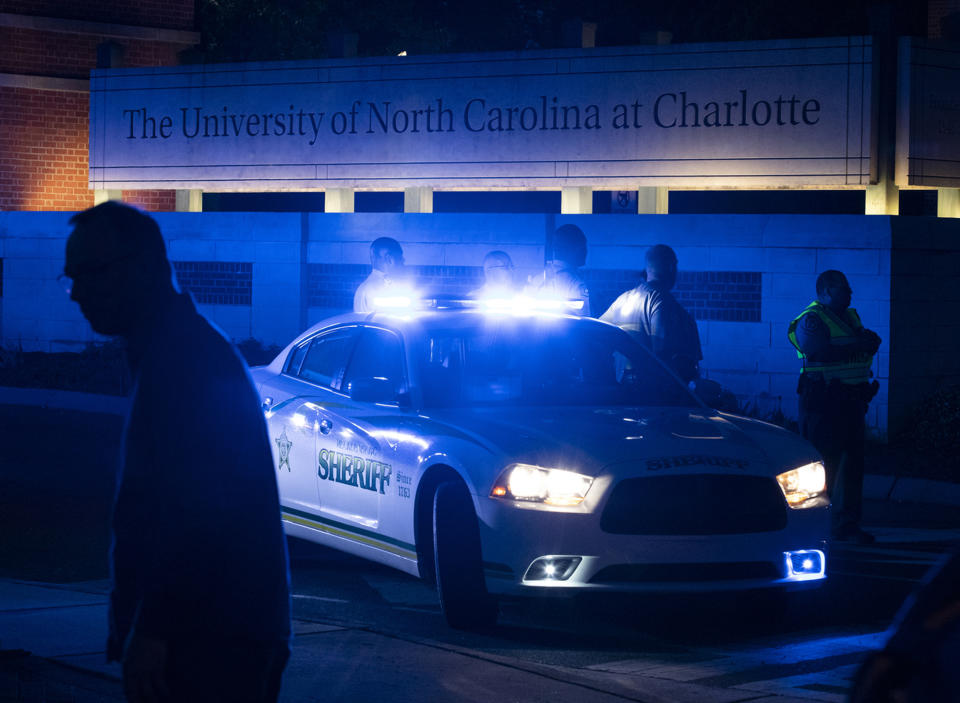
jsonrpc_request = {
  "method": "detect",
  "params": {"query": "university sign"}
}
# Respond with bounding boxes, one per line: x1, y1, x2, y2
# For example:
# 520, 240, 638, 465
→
896, 38, 960, 188
89, 37, 874, 190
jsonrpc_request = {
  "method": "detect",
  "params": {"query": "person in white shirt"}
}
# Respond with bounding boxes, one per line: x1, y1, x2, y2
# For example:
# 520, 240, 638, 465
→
354, 237, 406, 313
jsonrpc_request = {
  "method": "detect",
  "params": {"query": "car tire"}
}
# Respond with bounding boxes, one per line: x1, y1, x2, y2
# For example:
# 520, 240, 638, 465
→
433, 480, 498, 630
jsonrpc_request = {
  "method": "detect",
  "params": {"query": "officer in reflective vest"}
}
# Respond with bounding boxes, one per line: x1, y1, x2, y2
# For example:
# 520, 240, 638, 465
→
788, 270, 881, 544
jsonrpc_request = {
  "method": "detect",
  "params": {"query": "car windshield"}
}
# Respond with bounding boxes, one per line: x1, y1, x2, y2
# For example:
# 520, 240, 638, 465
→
417, 316, 697, 408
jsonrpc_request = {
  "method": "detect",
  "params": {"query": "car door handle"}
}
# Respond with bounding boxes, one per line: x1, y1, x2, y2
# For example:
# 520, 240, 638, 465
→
318, 418, 333, 435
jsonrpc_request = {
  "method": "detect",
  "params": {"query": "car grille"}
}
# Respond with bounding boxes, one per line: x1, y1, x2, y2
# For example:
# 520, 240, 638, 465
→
600, 475, 787, 535
590, 561, 781, 584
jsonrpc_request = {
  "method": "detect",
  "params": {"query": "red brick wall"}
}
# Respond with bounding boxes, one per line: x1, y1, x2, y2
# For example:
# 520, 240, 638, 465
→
0, 87, 92, 211
0, 0, 195, 31
0, 3, 195, 211
0, 27, 184, 78
122, 190, 176, 212
0, 87, 179, 212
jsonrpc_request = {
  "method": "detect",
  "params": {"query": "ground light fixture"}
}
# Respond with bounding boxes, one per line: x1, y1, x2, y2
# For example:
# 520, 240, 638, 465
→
524, 556, 583, 582
784, 549, 826, 580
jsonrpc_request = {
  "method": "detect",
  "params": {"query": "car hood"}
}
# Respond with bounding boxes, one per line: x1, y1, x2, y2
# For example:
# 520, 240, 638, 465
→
424, 406, 817, 478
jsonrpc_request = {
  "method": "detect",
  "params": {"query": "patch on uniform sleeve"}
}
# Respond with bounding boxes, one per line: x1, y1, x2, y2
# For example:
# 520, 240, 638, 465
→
800, 313, 824, 333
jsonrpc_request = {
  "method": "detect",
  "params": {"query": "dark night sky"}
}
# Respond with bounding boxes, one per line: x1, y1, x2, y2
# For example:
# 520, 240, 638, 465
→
196, 0, 928, 63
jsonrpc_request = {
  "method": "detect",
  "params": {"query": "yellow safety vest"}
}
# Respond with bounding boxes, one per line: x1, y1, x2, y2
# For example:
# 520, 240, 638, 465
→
787, 301, 873, 384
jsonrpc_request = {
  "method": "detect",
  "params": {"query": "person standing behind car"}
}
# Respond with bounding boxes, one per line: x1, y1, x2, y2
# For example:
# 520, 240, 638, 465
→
354, 236, 408, 313
524, 224, 591, 315
600, 244, 702, 384
468, 250, 516, 299
788, 269, 881, 544
61, 201, 291, 703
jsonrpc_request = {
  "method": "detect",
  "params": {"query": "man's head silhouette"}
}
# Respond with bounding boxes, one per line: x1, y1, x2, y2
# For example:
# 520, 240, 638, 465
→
63, 201, 173, 336
645, 244, 678, 291
370, 237, 404, 274
552, 224, 587, 269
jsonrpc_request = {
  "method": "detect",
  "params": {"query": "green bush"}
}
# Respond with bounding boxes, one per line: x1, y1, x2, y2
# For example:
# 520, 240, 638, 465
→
0, 341, 130, 396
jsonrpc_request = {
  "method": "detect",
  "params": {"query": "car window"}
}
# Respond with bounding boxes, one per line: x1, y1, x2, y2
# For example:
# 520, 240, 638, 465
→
418, 318, 695, 408
285, 341, 309, 375
342, 327, 404, 399
298, 327, 358, 390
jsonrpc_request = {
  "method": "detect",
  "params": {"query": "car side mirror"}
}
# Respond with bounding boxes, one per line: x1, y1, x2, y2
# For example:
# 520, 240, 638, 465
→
347, 377, 397, 404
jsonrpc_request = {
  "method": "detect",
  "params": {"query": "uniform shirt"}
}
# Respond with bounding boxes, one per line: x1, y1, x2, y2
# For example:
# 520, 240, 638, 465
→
109, 292, 291, 659
793, 308, 866, 363
524, 261, 591, 316
601, 280, 702, 382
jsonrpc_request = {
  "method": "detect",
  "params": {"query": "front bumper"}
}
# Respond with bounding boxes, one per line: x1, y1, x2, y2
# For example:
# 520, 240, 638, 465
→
477, 493, 830, 595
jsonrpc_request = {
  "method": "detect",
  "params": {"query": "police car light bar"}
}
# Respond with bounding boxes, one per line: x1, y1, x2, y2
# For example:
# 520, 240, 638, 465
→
371, 294, 585, 314
453, 295, 584, 314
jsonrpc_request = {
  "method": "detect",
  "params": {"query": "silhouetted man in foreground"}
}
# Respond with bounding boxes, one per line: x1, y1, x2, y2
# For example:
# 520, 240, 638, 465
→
601, 244, 702, 384
62, 201, 291, 702
788, 270, 881, 544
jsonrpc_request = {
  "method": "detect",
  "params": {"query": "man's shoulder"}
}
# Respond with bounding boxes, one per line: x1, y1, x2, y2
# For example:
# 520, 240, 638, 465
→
797, 309, 828, 335
141, 312, 246, 385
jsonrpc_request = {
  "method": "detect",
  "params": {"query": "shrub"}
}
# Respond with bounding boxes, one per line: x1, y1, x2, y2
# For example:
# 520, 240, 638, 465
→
0, 341, 129, 396
894, 384, 960, 480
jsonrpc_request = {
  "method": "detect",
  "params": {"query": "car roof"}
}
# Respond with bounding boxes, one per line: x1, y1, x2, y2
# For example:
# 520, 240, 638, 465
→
264, 308, 619, 374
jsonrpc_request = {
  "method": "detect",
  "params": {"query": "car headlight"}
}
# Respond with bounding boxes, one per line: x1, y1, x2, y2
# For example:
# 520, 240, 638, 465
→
776, 462, 828, 509
491, 464, 593, 507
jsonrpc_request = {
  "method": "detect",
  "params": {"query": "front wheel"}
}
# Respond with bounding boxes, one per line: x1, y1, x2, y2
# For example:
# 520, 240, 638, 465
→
433, 481, 498, 630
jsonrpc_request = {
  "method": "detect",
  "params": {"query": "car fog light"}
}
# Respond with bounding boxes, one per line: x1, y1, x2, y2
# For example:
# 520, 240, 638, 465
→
524, 556, 581, 582
784, 549, 825, 580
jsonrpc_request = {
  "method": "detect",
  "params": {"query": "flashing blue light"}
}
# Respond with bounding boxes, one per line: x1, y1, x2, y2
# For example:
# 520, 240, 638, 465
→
784, 549, 826, 581
371, 286, 422, 311
478, 293, 584, 314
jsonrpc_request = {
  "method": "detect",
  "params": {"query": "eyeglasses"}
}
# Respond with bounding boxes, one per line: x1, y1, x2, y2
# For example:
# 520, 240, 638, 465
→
57, 252, 137, 295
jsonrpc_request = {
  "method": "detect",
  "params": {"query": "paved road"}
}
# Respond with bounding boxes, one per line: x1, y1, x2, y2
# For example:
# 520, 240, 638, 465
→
280, 518, 958, 703
2, 404, 958, 702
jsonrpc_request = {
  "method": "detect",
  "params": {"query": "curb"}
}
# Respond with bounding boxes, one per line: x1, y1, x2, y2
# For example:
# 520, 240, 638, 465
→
863, 473, 960, 508
2, 385, 958, 507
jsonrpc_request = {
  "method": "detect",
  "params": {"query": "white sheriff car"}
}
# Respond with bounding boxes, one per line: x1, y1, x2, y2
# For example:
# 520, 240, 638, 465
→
252, 305, 830, 629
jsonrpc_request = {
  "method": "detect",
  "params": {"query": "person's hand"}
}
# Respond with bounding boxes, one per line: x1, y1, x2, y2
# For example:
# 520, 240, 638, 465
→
123, 634, 169, 703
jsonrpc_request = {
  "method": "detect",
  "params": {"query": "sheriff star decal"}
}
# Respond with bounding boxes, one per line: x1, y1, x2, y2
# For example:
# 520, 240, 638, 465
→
276, 428, 293, 472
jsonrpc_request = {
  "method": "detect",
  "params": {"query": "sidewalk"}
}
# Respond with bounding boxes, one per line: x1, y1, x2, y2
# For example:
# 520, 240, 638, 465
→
0, 579, 744, 703
3, 385, 958, 507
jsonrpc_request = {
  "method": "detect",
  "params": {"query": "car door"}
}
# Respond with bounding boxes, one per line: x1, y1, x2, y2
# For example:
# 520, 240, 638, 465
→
315, 325, 411, 533
266, 326, 360, 517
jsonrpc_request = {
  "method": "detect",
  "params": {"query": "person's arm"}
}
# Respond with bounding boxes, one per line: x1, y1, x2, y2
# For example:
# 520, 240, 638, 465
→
794, 312, 877, 362
354, 280, 368, 312
646, 294, 667, 359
